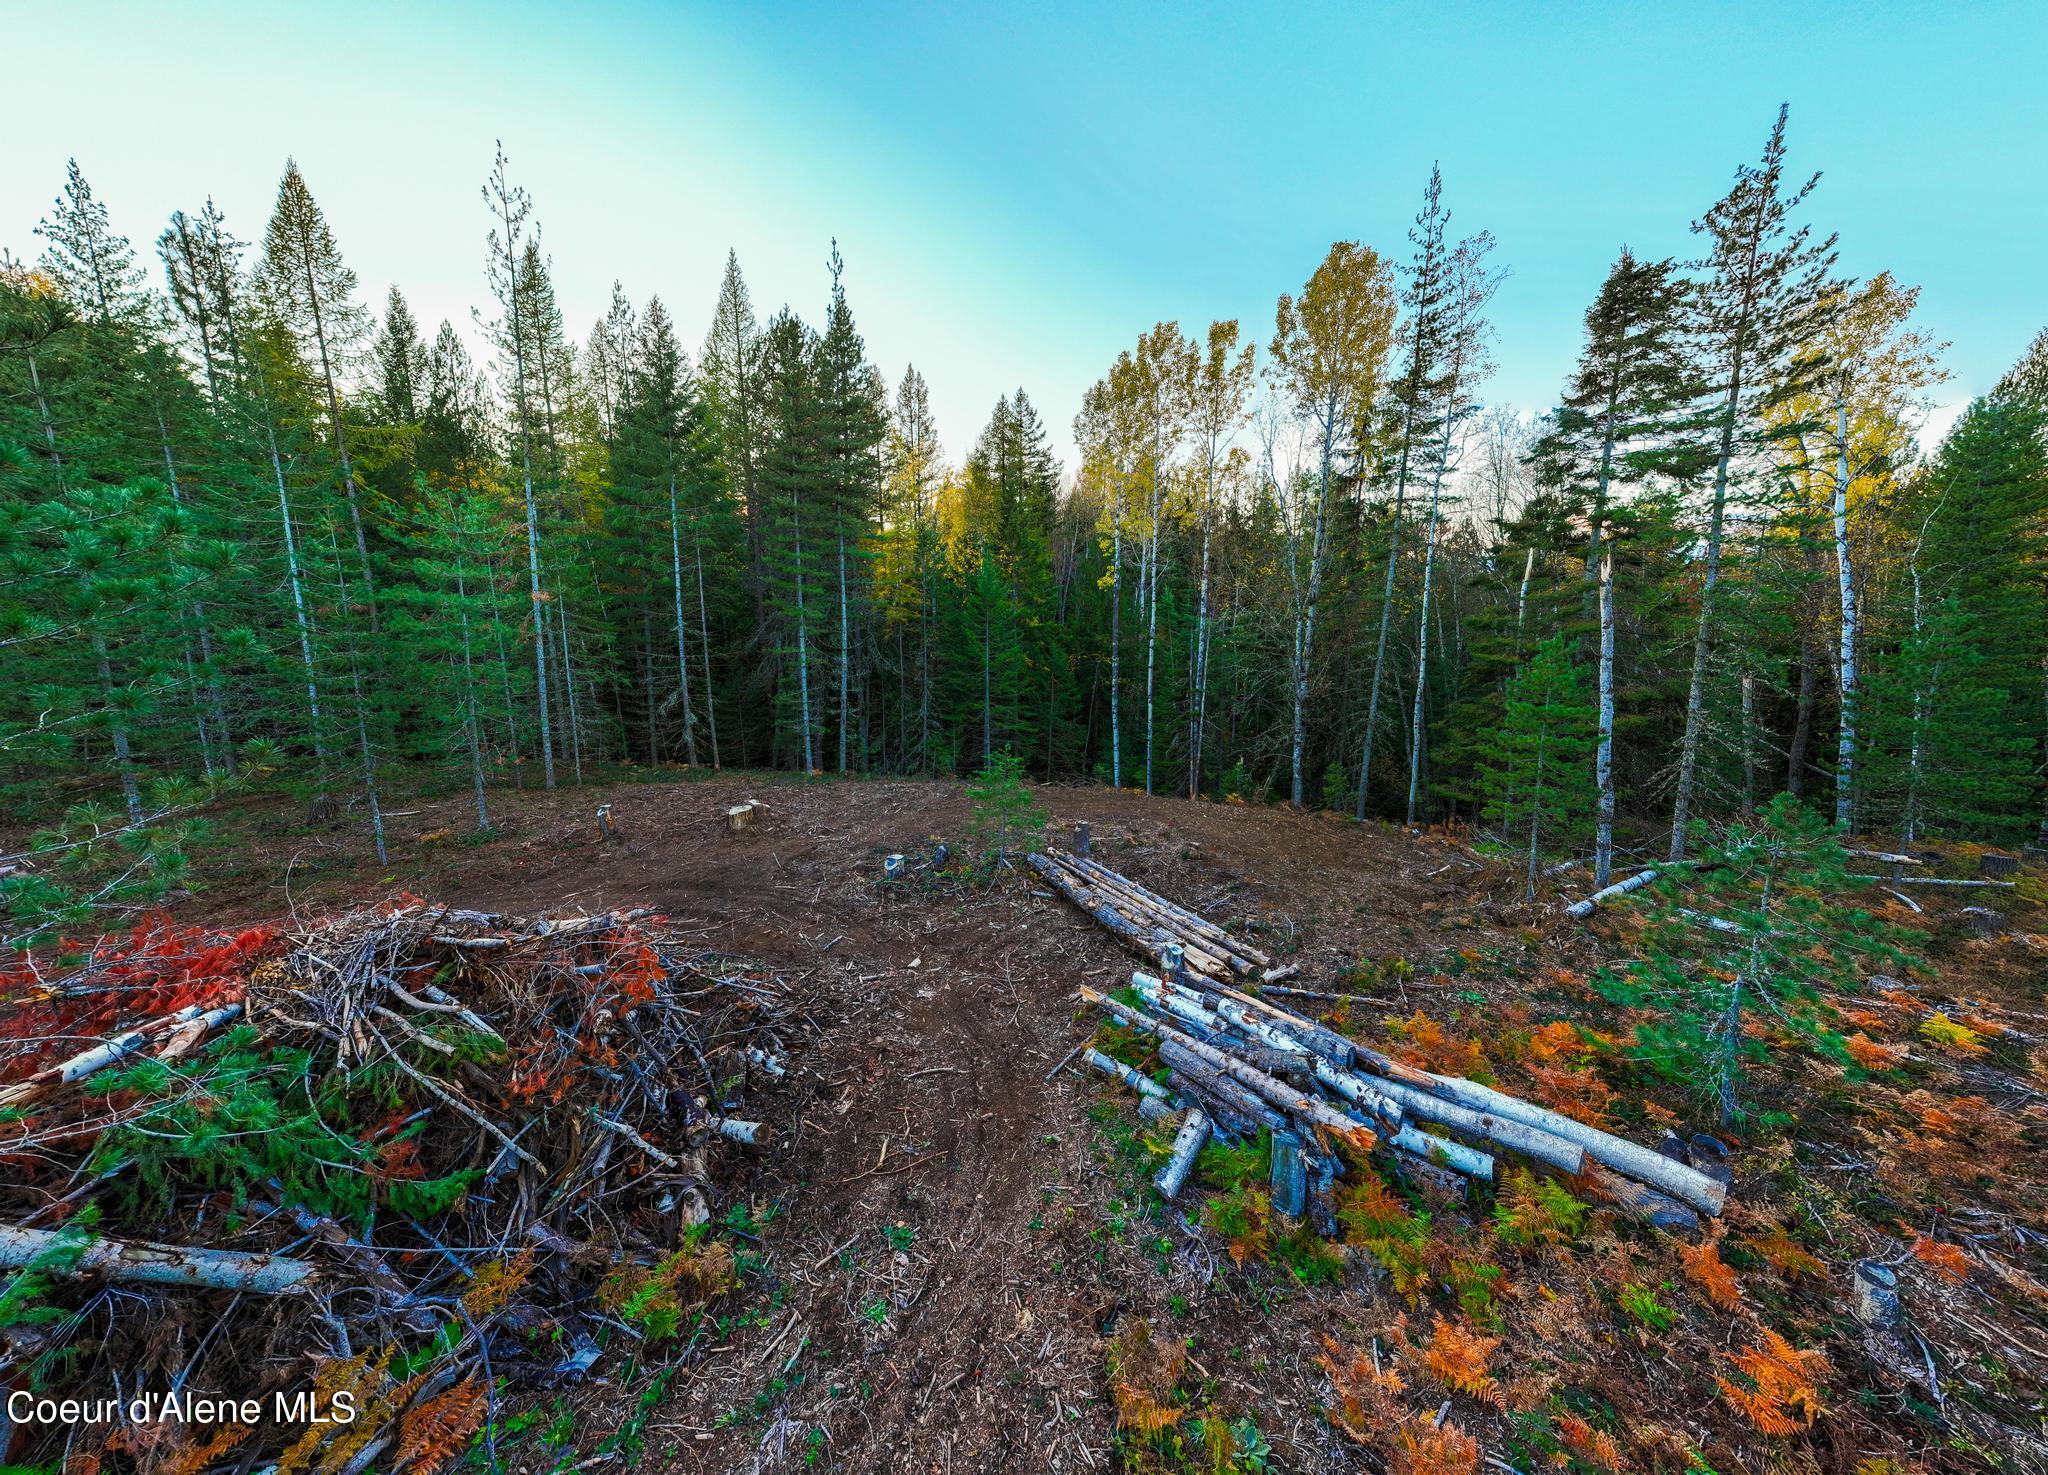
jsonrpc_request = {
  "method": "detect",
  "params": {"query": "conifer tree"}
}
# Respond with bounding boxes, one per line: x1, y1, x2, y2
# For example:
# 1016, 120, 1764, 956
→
257, 160, 379, 625
813, 245, 885, 772
1600, 796, 1916, 1126
1478, 635, 1595, 898
759, 309, 823, 770
482, 143, 555, 788
1669, 107, 1838, 859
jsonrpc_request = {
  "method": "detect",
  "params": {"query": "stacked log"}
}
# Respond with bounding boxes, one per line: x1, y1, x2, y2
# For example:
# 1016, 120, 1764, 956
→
1077, 968, 1726, 1233
1030, 849, 1296, 983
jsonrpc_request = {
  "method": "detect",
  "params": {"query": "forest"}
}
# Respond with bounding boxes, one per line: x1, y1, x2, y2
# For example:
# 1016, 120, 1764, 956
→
5, 107, 2047, 942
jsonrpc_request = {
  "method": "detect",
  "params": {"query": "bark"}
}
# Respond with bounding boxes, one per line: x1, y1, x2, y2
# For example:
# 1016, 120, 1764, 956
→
1832, 391, 1859, 829
1154, 1107, 1211, 1200
1595, 549, 1617, 887
0, 1226, 317, 1295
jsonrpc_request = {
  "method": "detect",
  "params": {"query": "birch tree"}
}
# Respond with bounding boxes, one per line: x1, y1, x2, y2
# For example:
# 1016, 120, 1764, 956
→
1269, 241, 1398, 806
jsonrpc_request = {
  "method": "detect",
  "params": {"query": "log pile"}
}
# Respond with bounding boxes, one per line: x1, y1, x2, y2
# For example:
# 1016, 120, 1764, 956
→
0, 901, 787, 1474
1075, 967, 1727, 1236
1030, 848, 1297, 983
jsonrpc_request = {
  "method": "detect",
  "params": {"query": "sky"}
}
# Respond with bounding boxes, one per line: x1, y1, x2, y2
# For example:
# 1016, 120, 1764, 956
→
8, 0, 2045, 471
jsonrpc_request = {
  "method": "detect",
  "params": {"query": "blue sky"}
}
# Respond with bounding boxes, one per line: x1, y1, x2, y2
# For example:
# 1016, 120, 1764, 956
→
10, 0, 2044, 468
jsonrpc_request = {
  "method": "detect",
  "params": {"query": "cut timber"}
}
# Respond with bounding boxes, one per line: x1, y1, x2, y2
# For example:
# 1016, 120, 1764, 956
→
1154, 1107, 1211, 1200
1848, 875, 2015, 888
0, 1226, 316, 1295
1080, 987, 1377, 1153
1084, 1047, 1171, 1102
1385, 1067, 1727, 1215
1565, 868, 1660, 919
1390, 1126, 1493, 1180
1159, 1040, 1289, 1134
0, 1003, 239, 1109
1578, 1162, 1701, 1235
1060, 850, 1272, 969
725, 798, 767, 832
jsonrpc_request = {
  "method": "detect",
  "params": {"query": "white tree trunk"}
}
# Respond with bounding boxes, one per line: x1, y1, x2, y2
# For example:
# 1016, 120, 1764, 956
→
1831, 392, 1858, 830
1595, 548, 1617, 887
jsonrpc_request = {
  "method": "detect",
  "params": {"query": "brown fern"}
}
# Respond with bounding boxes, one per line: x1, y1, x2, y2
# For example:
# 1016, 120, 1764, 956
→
1717, 1328, 1828, 1435
1679, 1240, 1745, 1310
392, 1379, 489, 1474
153, 1424, 253, 1475
1317, 1333, 1405, 1443
1390, 1414, 1480, 1475
1417, 1316, 1505, 1409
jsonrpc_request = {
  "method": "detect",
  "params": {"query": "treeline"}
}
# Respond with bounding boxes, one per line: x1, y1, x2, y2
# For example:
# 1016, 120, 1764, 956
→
3, 112, 2047, 924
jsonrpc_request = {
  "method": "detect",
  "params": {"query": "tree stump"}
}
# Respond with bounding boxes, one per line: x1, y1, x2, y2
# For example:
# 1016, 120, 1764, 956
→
1980, 852, 2019, 878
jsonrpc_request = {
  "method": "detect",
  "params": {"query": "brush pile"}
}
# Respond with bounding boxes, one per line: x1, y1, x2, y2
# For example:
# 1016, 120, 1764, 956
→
1047, 853, 1730, 1239
0, 899, 788, 1475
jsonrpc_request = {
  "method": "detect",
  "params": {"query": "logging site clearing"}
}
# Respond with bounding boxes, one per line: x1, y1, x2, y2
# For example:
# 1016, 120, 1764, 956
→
3, 773, 2045, 1475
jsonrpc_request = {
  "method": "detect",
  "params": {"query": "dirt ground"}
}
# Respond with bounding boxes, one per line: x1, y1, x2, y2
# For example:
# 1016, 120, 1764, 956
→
166, 771, 2045, 1475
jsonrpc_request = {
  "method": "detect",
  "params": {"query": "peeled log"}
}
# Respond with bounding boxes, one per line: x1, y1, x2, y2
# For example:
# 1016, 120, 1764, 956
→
1155, 1107, 1211, 1200
1565, 868, 1660, 918
1080, 988, 1376, 1154
1385, 1069, 1727, 1216
0, 1226, 316, 1295
1084, 1047, 1171, 1102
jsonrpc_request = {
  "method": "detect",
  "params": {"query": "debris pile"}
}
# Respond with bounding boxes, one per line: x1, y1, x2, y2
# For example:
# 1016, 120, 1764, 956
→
1048, 854, 1729, 1237
0, 900, 786, 1474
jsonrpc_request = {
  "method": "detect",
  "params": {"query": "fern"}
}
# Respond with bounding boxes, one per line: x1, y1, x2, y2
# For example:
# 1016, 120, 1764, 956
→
1493, 1169, 1589, 1248
1716, 1328, 1827, 1435
392, 1379, 487, 1474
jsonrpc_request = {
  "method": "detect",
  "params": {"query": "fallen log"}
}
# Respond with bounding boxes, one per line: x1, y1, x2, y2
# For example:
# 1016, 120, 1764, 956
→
1057, 852, 1272, 970
0, 1226, 316, 1295
1390, 1125, 1494, 1181
1080, 988, 1377, 1154
1159, 1040, 1289, 1135
1847, 875, 2016, 888
1084, 1047, 1171, 1102
0, 1004, 230, 1109
1578, 1162, 1701, 1235
1365, 1062, 1728, 1215
1155, 1107, 1211, 1200
1314, 1061, 1586, 1176
1029, 853, 1184, 972
1565, 868, 1661, 919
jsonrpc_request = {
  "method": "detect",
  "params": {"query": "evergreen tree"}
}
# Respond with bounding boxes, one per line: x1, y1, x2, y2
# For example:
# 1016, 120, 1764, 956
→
1478, 636, 1595, 898
1669, 106, 1838, 859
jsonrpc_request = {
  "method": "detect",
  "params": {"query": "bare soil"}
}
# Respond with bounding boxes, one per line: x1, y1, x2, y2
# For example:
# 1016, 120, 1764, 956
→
166, 772, 2046, 1475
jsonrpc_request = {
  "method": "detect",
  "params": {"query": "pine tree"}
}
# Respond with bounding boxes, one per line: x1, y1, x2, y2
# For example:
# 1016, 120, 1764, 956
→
256, 160, 380, 628
482, 142, 555, 788
36, 160, 148, 326
1599, 796, 1917, 1125
813, 245, 885, 772
759, 309, 824, 770
1478, 636, 1595, 898
1669, 106, 1838, 860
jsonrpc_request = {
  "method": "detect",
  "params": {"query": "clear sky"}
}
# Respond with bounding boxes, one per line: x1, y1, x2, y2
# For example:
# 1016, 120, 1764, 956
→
9, 0, 2045, 469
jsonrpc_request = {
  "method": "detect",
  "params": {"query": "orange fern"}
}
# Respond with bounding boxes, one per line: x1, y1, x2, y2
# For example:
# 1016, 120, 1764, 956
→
1318, 1334, 1405, 1444
1107, 1319, 1185, 1438
1557, 1414, 1622, 1472
1390, 1414, 1480, 1475
1744, 1225, 1824, 1279
392, 1379, 488, 1474
1717, 1328, 1827, 1435
1845, 1032, 1909, 1070
1418, 1316, 1504, 1408
1679, 1240, 1745, 1310
1910, 1235, 1972, 1282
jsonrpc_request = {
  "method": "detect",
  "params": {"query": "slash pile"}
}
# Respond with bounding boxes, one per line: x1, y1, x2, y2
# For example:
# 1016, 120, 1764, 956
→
1046, 853, 1729, 1236
0, 900, 787, 1475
